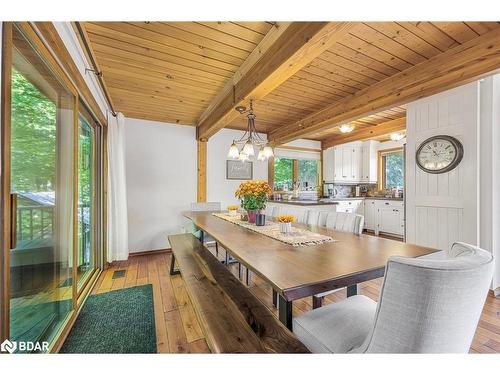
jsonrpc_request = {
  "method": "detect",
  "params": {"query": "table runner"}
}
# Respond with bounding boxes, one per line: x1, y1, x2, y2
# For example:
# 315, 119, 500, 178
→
212, 213, 335, 246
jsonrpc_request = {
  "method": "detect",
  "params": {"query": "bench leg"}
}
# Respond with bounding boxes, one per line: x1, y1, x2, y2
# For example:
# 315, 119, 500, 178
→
272, 289, 277, 307
312, 295, 323, 309
245, 268, 251, 286
278, 294, 293, 331
347, 284, 359, 297
169, 253, 180, 276
215, 242, 219, 257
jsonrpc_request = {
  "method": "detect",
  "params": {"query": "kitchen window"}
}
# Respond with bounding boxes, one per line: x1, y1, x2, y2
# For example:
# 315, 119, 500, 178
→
273, 157, 319, 191
379, 149, 404, 190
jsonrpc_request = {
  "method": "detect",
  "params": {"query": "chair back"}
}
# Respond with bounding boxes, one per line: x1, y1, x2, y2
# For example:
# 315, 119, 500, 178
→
363, 242, 494, 353
190, 202, 221, 211
325, 211, 364, 235
276, 206, 308, 223
306, 210, 329, 227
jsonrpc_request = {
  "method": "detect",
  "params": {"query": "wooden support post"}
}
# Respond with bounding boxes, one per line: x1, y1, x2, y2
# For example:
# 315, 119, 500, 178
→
268, 156, 275, 191
293, 159, 299, 188
197, 139, 207, 203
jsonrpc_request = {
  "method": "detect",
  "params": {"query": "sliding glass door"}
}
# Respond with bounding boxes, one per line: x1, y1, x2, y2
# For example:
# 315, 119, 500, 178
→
1, 23, 105, 352
8, 24, 75, 351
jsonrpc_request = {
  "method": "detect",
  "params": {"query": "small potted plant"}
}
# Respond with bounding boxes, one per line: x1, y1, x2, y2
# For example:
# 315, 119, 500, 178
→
235, 180, 272, 224
227, 204, 239, 216
277, 215, 295, 234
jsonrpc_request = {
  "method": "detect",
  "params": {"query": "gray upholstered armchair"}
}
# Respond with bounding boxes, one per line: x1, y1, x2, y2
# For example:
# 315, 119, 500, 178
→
293, 242, 494, 353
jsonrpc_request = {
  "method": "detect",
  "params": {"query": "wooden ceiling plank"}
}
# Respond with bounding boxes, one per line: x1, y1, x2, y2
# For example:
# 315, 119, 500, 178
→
352, 23, 428, 65
166, 22, 259, 52
86, 22, 245, 67
321, 117, 406, 148
367, 22, 443, 59
197, 22, 270, 44
398, 22, 460, 51
464, 22, 500, 35
91, 44, 229, 83
320, 50, 391, 81
88, 32, 235, 78
339, 33, 414, 71
308, 56, 378, 86
293, 70, 358, 95
431, 22, 479, 44
281, 78, 346, 101
269, 27, 500, 144
232, 22, 274, 35
96, 54, 225, 88
197, 22, 355, 140
328, 42, 401, 76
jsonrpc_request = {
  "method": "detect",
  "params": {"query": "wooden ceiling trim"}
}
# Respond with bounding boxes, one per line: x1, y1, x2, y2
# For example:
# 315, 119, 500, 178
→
269, 27, 500, 145
114, 100, 200, 121
197, 22, 355, 140
123, 110, 196, 125
85, 22, 245, 67
87, 32, 236, 79
321, 117, 406, 148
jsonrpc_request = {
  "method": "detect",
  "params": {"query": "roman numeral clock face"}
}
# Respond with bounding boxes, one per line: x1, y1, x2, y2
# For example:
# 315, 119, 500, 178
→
416, 136, 464, 174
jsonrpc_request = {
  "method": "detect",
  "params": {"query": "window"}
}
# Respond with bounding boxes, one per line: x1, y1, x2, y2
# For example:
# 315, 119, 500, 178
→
273, 157, 293, 190
380, 149, 404, 189
273, 157, 319, 191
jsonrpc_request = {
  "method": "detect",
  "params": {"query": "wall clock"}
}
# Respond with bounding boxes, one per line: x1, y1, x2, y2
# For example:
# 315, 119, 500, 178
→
416, 135, 464, 174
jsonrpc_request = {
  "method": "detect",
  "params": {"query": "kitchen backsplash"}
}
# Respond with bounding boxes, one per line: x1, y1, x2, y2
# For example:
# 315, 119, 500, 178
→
332, 184, 378, 197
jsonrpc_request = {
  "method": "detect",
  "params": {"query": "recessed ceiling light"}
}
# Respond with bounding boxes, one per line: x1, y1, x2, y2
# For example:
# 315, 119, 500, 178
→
339, 124, 354, 133
390, 132, 405, 141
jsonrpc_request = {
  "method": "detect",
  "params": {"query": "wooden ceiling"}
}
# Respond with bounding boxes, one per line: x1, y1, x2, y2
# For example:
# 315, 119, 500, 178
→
81, 21, 500, 146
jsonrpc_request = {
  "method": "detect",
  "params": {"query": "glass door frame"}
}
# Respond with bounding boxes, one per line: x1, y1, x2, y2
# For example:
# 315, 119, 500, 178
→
1, 22, 107, 351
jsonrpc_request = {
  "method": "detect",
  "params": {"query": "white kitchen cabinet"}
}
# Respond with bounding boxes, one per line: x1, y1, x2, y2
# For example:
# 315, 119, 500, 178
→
361, 140, 378, 183
332, 141, 378, 184
335, 199, 364, 216
363, 199, 376, 230
375, 200, 404, 237
322, 148, 334, 182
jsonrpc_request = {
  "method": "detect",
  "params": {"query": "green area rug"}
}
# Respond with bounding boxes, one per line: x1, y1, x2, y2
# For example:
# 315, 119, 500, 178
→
60, 285, 157, 353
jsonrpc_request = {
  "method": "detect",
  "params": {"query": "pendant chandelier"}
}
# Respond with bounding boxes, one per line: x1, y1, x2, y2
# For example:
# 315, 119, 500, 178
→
227, 100, 274, 162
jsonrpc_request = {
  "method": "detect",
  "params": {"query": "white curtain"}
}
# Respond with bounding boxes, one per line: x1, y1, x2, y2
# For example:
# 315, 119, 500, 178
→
107, 112, 129, 262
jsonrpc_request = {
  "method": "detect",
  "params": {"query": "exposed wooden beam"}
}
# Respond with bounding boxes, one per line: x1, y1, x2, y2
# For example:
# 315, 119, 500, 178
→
321, 117, 406, 149
197, 22, 354, 140
270, 27, 500, 145
197, 140, 207, 202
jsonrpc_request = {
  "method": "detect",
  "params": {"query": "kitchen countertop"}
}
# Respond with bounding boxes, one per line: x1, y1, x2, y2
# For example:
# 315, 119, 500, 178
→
267, 199, 339, 206
269, 196, 404, 206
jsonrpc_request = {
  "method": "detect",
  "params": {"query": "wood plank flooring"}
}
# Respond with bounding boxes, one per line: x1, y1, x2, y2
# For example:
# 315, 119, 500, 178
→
92, 246, 500, 354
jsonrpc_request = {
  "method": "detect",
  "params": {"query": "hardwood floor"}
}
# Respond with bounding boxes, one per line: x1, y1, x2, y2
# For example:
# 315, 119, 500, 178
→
92, 246, 500, 354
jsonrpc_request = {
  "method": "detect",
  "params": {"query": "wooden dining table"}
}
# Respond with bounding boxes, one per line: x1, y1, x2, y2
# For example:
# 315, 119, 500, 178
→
182, 210, 438, 331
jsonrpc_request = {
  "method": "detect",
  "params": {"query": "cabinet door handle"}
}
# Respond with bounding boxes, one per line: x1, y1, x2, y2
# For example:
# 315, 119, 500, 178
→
385, 202, 390, 205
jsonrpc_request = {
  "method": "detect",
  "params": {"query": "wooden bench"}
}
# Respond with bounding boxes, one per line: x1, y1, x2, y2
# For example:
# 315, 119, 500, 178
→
167, 233, 309, 353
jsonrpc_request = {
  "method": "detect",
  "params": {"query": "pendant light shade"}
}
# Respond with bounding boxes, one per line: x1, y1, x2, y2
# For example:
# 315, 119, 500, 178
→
242, 141, 255, 157
227, 142, 240, 159
263, 146, 274, 158
238, 152, 249, 162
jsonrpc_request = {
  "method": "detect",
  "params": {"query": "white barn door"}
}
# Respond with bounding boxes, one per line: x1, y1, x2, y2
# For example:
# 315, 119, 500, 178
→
406, 82, 480, 250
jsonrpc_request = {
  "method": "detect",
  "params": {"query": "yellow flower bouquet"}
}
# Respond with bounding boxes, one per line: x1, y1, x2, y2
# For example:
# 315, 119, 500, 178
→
227, 204, 239, 216
235, 180, 272, 223
276, 215, 295, 234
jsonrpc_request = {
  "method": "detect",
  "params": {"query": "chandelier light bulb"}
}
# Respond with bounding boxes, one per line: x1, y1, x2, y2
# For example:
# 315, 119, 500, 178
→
257, 147, 265, 161
339, 124, 355, 133
238, 152, 249, 162
227, 142, 240, 159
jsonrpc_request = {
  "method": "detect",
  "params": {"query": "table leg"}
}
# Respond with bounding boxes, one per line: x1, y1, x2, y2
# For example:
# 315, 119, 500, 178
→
199, 229, 204, 244
278, 295, 293, 331
169, 253, 180, 276
272, 290, 277, 307
312, 295, 323, 309
347, 284, 359, 297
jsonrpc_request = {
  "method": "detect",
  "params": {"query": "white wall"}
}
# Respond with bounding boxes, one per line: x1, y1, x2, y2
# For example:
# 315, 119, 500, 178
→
378, 138, 406, 151
124, 118, 197, 252
207, 128, 268, 209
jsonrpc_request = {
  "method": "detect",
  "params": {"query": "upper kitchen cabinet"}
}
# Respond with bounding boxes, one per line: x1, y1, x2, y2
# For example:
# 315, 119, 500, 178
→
323, 140, 379, 184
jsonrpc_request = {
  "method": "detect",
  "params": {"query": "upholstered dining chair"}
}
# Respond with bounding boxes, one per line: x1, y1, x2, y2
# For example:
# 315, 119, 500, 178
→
311, 211, 365, 308
293, 242, 494, 353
